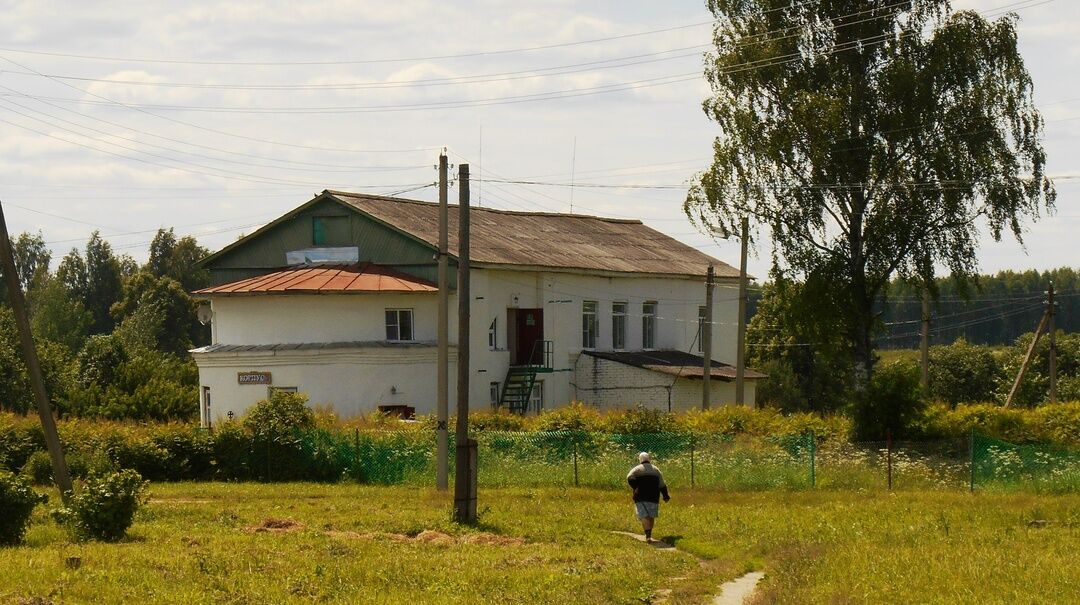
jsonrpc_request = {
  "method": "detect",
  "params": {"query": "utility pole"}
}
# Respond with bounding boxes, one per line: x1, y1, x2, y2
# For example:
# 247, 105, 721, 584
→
1048, 282, 1057, 404
0, 198, 73, 497
702, 264, 714, 410
734, 217, 748, 407
920, 287, 930, 392
1004, 310, 1050, 408
436, 153, 449, 490
454, 164, 477, 523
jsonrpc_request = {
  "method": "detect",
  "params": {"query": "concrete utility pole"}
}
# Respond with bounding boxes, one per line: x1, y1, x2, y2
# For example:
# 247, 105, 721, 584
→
702, 264, 714, 411
454, 164, 477, 523
734, 217, 748, 407
0, 198, 73, 497
436, 153, 449, 490
920, 287, 931, 392
1004, 310, 1050, 408
1049, 282, 1057, 404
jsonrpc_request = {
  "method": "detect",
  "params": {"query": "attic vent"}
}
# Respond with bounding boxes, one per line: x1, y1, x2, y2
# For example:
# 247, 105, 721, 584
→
286, 247, 360, 266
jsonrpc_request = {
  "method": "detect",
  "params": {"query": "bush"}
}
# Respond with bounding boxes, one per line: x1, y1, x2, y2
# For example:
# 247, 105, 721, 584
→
243, 391, 315, 437
0, 470, 47, 545
851, 361, 926, 441
927, 338, 1003, 406
532, 402, 605, 432
52, 469, 148, 542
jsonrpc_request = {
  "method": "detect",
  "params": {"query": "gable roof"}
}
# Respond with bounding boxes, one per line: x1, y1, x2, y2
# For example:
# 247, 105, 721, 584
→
194, 263, 437, 296
582, 350, 766, 381
200, 190, 740, 279
328, 191, 739, 278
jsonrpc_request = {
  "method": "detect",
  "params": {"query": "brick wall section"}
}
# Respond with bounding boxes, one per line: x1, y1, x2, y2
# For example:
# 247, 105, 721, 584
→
573, 354, 756, 411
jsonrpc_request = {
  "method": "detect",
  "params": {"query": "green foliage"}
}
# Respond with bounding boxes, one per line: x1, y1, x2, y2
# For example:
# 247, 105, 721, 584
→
996, 331, 1080, 406
0, 470, 46, 545
603, 405, 676, 434
0, 306, 77, 414
689, 2, 1054, 385
745, 276, 853, 412
851, 361, 927, 441
927, 338, 1004, 406
52, 469, 148, 542
110, 271, 200, 355
243, 391, 316, 437
28, 274, 93, 353
58, 232, 127, 335
532, 402, 605, 432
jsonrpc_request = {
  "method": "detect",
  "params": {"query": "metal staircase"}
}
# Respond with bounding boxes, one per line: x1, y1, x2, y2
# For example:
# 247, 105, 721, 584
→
498, 340, 553, 414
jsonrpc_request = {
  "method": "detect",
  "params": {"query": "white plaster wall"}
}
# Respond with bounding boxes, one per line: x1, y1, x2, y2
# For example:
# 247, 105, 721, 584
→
211, 293, 443, 345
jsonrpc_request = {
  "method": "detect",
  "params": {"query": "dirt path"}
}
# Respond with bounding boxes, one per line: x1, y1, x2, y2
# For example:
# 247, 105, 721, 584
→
611, 531, 765, 604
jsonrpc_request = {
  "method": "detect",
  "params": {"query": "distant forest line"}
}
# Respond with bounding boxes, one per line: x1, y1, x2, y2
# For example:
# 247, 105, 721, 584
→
747, 267, 1078, 349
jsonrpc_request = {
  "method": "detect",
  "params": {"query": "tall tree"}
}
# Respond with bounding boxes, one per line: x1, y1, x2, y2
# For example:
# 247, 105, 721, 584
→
57, 232, 124, 335
146, 228, 210, 291
687, 1, 1054, 388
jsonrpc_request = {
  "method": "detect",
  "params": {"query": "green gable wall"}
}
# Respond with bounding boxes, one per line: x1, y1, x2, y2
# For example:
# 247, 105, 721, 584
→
203, 197, 452, 287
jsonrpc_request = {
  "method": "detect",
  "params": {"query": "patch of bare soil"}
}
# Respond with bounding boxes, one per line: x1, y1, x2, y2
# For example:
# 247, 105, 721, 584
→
246, 518, 303, 533
150, 498, 211, 504
325, 529, 525, 547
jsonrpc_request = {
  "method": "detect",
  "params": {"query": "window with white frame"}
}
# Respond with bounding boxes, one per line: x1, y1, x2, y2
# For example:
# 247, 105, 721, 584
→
490, 381, 500, 408
612, 302, 627, 350
488, 318, 497, 350
385, 309, 414, 341
697, 305, 706, 352
582, 301, 598, 348
267, 386, 299, 398
529, 381, 544, 414
642, 301, 657, 349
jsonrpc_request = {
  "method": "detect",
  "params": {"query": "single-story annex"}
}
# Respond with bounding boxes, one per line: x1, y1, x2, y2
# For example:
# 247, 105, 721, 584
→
191, 190, 761, 424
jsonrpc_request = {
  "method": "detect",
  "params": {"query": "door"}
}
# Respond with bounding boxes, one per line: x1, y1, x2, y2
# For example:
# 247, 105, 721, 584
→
511, 308, 544, 365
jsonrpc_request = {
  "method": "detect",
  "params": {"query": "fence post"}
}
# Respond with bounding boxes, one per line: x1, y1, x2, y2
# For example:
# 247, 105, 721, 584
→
573, 432, 580, 488
354, 428, 361, 483
969, 428, 975, 494
690, 434, 696, 488
809, 431, 816, 489
887, 429, 893, 491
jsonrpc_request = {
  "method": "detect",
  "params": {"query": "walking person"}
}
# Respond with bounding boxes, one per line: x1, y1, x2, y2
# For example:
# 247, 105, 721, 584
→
627, 451, 669, 543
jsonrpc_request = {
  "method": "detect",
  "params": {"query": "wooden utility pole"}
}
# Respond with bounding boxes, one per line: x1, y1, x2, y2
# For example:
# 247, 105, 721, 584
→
920, 288, 931, 392
1004, 310, 1050, 408
734, 217, 748, 406
1048, 283, 1057, 404
0, 198, 73, 497
436, 153, 449, 490
454, 164, 477, 523
702, 264, 714, 411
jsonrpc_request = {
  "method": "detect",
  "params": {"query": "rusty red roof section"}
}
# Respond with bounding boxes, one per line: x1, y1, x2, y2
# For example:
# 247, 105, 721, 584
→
194, 263, 437, 296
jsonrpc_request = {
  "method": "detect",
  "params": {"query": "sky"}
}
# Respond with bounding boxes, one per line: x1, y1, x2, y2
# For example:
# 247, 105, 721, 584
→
0, 0, 1075, 282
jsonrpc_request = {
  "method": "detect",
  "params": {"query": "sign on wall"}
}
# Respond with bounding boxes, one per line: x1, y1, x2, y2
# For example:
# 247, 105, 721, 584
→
238, 371, 272, 385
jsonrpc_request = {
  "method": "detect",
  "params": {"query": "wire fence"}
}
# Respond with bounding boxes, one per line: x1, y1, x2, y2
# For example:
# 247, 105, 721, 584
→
284, 429, 1080, 493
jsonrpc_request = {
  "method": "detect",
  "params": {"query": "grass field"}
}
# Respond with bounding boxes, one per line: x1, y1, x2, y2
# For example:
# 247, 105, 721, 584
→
2, 483, 1078, 604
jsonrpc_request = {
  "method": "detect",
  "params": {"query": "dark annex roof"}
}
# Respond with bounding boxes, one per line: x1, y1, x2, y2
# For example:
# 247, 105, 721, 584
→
194, 263, 437, 296
581, 350, 766, 381
327, 191, 740, 278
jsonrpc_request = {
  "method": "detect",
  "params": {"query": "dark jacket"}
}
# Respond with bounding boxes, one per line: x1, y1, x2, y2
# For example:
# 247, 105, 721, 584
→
627, 462, 670, 503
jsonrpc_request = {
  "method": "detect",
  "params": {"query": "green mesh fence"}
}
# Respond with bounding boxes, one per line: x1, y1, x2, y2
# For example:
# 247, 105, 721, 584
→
814, 439, 969, 491
971, 432, 1080, 493
292, 430, 817, 490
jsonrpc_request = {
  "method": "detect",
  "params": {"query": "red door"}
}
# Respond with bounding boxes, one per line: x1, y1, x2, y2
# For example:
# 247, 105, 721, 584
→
513, 308, 543, 365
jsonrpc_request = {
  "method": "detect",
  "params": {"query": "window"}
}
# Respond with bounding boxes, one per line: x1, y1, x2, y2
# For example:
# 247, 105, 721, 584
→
312, 216, 348, 246
201, 386, 211, 428
385, 309, 414, 341
490, 381, 501, 408
529, 381, 544, 414
582, 301, 598, 348
268, 386, 298, 398
642, 302, 656, 349
488, 318, 497, 350
612, 302, 627, 350
697, 306, 706, 352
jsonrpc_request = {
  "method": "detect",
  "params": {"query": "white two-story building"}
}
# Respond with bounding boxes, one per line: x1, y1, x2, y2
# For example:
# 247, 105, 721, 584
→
191, 190, 760, 423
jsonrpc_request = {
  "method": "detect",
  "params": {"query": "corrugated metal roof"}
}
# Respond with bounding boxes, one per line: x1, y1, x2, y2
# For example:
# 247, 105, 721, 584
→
194, 263, 437, 296
327, 191, 740, 278
582, 350, 766, 381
